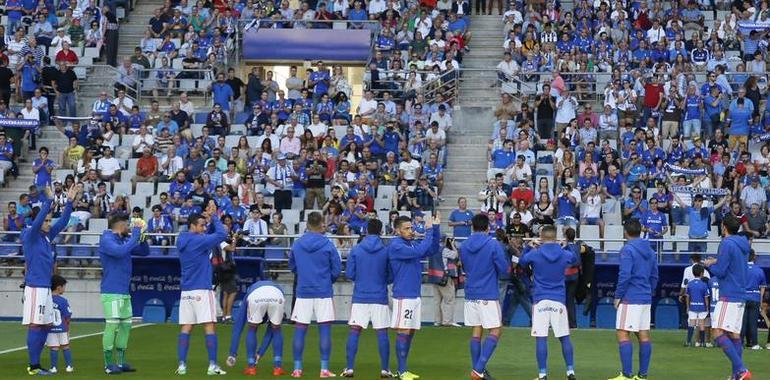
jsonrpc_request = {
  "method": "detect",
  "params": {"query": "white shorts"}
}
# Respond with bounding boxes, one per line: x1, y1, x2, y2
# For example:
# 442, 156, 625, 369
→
688, 311, 708, 321
179, 289, 217, 325
291, 298, 335, 324
616, 303, 651, 332
531, 300, 570, 338
22, 286, 54, 326
712, 300, 745, 334
349, 303, 391, 329
391, 298, 422, 330
464, 300, 502, 329
46, 332, 70, 347
246, 286, 285, 326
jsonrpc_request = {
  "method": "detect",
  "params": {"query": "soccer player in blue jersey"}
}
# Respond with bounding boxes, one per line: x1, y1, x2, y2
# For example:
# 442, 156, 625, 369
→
388, 213, 440, 380
519, 225, 578, 380
47, 275, 73, 374
744, 250, 767, 350
685, 264, 710, 347
288, 211, 342, 378
175, 200, 228, 375
340, 219, 394, 378
460, 214, 509, 380
98, 214, 145, 374
610, 219, 658, 380
21, 184, 75, 376
226, 280, 286, 376
704, 214, 752, 380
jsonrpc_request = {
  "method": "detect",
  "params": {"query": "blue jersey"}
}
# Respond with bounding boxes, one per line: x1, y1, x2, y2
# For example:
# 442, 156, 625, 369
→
642, 210, 667, 239
615, 238, 659, 304
99, 228, 144, 294
33, 159, 55, 187
460, 233, 509, 301
448, 208, 473, 238
228, 281, 284, 357
22, 199, 73, 288
347, 236, 391, 304
710, 277, 719, 313
709, 235, 750, 302
684, 95, 702, 120
686, 278, 710, 312
519, 242, 577, 303
388, 226, 440, 299
289, 232, 342, 298
177, 217, 227, 291
745, 262, 767, 303
50, 295, 72, 333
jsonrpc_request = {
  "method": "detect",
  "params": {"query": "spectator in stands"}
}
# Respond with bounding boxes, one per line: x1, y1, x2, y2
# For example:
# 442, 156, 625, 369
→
131, 147, 159, 191
206, 104, 230, 135
398, 151, 421, 185
96, 146, 121, 184
555, 183, 580, 229
52, 63, 78, 118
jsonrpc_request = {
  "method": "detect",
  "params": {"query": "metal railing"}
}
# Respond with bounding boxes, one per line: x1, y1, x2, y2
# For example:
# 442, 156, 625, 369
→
132, 67, 215, 106
367, 68, 459, 105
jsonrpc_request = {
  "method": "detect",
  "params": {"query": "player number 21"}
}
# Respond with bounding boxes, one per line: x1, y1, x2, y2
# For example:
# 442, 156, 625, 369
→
404, 309, 413, 320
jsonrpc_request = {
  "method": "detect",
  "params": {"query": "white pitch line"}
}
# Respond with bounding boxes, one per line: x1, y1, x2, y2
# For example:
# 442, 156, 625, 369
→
0, 323, 153, 355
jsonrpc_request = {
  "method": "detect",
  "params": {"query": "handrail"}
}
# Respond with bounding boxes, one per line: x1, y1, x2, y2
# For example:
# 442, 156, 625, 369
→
366, 68, 459, 105
134, 67, 215, 104
73, 64, 139, 104
237, 18, 382, 30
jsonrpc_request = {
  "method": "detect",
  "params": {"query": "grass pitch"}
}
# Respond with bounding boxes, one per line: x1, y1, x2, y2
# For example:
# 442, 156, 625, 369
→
0, 322, 768, 379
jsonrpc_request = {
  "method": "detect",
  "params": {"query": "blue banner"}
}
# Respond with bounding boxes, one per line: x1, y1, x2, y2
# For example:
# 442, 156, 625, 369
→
242, 28, 371, 62
0, 118, 39, 131
129, 257, 265, 318
737, 20, 770, 35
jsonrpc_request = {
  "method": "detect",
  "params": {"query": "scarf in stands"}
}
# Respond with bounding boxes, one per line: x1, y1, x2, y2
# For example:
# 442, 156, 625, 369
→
671, 186, 729, 196
665, 163, 707, 176
0, 118, 39, 131
54, 116, 99, 121
754, 132, 770, 142
737, 20, 770, 35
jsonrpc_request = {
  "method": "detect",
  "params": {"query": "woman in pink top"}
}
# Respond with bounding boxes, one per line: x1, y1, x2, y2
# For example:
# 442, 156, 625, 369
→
550, 71, 566, 97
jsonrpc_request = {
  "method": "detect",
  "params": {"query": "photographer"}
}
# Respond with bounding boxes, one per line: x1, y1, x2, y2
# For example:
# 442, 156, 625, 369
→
212, 220, 239, 323
304, 150, 328, 209
428, 236, 460, 327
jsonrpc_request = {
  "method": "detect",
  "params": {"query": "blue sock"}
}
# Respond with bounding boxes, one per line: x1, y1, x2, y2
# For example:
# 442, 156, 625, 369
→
63, 349, 72, 367
345, 327, 361, 370
292, 323, 307, 370
376, 329, 390, 372
272, 326, 283, 368
396, 333, 409, 373
246, 326, 258, 367
177, 332, 190, 364
469, 337, 481, 370
50, 349, 59, 369
686, 327, 694, 343
27, 326, 46, 367
639, 341, 652, 376
715, 334, 745, 374
698, 330, 706, 345
535, 337, 548, 376
619, 340, 633, 377
560, 335, 575, 373
319, 322, 332, 370
474, 334, 499, 374
258, 326, 273, 357
732, 338, 743, 359
205, 334, 218, 365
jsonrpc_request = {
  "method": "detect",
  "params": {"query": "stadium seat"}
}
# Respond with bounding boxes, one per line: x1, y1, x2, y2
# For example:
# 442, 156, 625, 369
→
282, 209, 301, 225
191, 124, 204, 138
129, 194, 148, 209
135, 182, 155, 197
113, 182, 131, 197
654, 298, 680, 329
231, 124, 247, 135
224, 135, 240, 150
141, 298, 167, 323
576, 303, 591, 328
509, 306, 530, 327
194, 113, 208, 124
753, 241, 770, 255
89, 218, 108, 232
157, 182, 171, 195
127, 159, 138, 175
168, 300, 180, 323
234, 112, 250, 124
595, 297, 616, 329
579, 225, 601, 250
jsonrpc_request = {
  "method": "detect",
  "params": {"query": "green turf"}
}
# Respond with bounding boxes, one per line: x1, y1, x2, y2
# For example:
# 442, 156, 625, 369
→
0, 323, 768, 379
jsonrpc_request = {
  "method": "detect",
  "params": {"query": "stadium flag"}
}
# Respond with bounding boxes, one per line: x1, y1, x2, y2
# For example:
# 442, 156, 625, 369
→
0, 118, 39, 131
665, 163, 708, 176
670, 186, 729, 196
754, 132, 770, 142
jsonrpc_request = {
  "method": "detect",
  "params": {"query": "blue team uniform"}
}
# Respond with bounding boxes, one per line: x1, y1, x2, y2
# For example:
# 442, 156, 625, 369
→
98, 228, 144, 295
709, 235, 750, 303
460, 233, 509, 301
23, 199, 73, 288
615, 238, 659, 305
347, 236, 391, 305
177, 217, 228, 291
388, 226, 440, 299
288, 232, 342, 299
50, 295, 72, 334
686, 278, 710, 314
228, 281, 285, 358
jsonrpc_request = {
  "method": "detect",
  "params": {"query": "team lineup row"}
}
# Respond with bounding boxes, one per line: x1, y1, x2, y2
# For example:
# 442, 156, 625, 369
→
16, 189, 754, 379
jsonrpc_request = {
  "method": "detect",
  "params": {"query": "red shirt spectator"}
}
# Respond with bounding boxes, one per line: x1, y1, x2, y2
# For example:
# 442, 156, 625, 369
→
643, 78, 664, 109
510, 183, 534, 207
577, 107, 599, 128
55, 46, 79, 65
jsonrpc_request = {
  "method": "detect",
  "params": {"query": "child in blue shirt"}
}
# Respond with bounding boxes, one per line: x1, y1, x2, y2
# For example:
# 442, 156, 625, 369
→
47, 275, 74, 374
685, 264, 710, 347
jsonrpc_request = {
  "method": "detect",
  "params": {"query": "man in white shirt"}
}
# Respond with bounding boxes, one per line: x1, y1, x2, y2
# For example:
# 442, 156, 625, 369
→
257, 125, 280, 152
266, 154, 295, 210
112, 89, 134, 116
20, 99, 40, 121
131, 125, 154, 157
598, 105, 619, 140
554, 89, 578, 135
398, 151, 421, 185
160, 145, 184, 180
429, 104, 452, 132
580, 183, 605, 239
496, 52, 519, 81
307, 114, 327, 138
179, 93, 195, 116
276, 117, 305, 138
356, 90, 377, 119
242, 206, 269, 247
424, 121, 446, 147
368, 0, 386, 15
97, 146, 121, 183
646, 19, 665, 45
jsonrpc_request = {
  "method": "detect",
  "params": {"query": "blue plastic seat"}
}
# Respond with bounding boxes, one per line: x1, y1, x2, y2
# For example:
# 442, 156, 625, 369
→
576, 303, 592, 328
510, 306, 531, 327
596, 297, 616, 329
234, 112, 250, 124
194, 112, 208, 124
168, 300, 180, 323
141, 298, 167, 323
654, 297, 680, 329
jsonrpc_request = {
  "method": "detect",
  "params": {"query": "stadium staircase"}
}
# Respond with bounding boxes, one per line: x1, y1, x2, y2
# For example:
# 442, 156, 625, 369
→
437, 14, 505, 225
